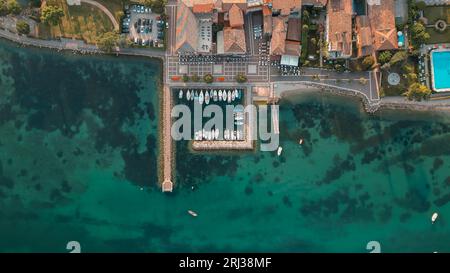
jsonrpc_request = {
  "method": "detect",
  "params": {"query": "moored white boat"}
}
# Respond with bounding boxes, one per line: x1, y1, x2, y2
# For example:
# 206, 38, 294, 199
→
213, 90, 218, 102
299, 138, 304, 145
215, 128, 219, 140
227, 90, 231, 103
218, 90, 223, 101
179, 89, 183, 99
186, 90, 191, 101
277, 146, 282, 156
199, 90, 204, 105
188, 210, 198, 217
205, 90, 210, 104
432, 212, 438, 223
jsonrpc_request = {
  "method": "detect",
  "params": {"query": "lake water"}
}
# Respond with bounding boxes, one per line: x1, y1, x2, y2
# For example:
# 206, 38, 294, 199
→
0, 39, 449, 252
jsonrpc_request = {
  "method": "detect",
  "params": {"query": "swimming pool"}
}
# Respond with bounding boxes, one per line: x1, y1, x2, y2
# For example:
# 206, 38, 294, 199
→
431, 49, 450, 92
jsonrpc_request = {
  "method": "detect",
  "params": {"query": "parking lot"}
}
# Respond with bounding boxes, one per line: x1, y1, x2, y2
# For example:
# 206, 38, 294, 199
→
122, 4, 165, 47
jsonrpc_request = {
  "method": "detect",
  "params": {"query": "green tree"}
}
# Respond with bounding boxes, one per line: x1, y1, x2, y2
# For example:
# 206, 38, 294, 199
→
389, 51, 408, 66
97, 31, 120, 53
416, 1, 427, 10
404, 82, 431, 101
203, 73, 214, 84
16, 20, 30, 35
362, 56, 374, 70
182, 74, 190, 82
191, 74, 200, 82
40, 5, 64, 26
410, 22, 430, 48
407, 72, 418, 84
302, 10, 310, 23
143, 0, 167, 14
378, 51, 393, 64
7, 0, 21, 15
0, 0, 9, 16
235, 73, 247, 83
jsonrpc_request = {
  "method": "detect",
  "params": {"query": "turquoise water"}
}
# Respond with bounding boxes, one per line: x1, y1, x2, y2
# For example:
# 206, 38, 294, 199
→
0, 39, 450, 252
432, 50, 450, 90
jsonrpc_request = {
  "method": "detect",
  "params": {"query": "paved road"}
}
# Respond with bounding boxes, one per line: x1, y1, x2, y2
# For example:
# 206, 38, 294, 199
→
80, 0, 119, 31
271, 67, 378, 100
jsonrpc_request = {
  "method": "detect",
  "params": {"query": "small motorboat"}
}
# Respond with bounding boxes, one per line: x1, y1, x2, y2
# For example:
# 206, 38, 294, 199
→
205, 90, 210, 105
179, 89, 183, 99
299, 138, 304, 145
186, 90, 191, 101
199, 90, 204, 105
231, 90, 236, 101
194, 91, 199, 101
432, 212, 438, 224
215, 128, 219, 140
213, 90, 218, 102
277, 146, 283, 156
227, 90, 232, 103
218, 90, 223, 101
188, 210, 198, 217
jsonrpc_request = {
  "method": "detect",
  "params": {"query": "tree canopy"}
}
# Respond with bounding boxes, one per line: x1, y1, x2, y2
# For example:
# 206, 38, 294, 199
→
362, 56, 374, 70
97, 31, 120, 53
203, 74, 214, 84
143, 0, 167, 14
404, 82, 432, 101
40, 5, 64, 26
0, 0, 21, 15
410, 22, 430, 48
16, 20, 30, 35
378, 51, 393, 64
236, 73, 247, 83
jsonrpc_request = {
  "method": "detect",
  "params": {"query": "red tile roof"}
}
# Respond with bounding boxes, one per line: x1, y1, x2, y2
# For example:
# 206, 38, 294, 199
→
229, 4, 244, 28
224, 27, 247, 53
368, 0, 398, 51
193, 3, 215, 13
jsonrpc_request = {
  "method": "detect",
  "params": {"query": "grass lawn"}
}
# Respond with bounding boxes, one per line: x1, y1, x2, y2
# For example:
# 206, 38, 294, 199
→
96, 0, 127, 21
423, 5, 450, 24
38, 0, 115, 44
422, 5, 450, 43
426, 27, 450, 43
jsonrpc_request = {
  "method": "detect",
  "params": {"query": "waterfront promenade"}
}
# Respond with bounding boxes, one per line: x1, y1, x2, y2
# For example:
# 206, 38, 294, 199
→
0, 28, 165, 58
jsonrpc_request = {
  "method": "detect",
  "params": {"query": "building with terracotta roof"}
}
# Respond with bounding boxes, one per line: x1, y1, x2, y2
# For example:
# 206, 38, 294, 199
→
287, 18, 301, 42
193, 3, 215, 13
222, 0, 247, 12
221, 27, 247, 54
272, 0, 301, 16
263, 5, 272, 36
325, 0, 353, 58
368, 0, 398, 52
270, 16, 287, 55
176, 1, 199, 53
228, 4, 244, 27
355, 15, 373, 57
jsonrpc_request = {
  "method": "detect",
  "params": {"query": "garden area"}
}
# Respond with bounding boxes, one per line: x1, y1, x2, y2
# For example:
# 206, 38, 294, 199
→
422, 5, 450, 43
37, 0, 121, 43
379, 50, 423, 97
300, 6, 324, 67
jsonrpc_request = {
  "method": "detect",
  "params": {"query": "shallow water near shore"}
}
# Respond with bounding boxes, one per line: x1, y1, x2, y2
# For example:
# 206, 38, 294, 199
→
0, 39, 450, 252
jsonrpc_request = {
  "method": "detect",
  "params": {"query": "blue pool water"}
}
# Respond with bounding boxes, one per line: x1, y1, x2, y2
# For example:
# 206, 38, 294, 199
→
398, 33, 405, 46
432, 50, 450, 91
